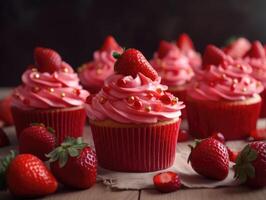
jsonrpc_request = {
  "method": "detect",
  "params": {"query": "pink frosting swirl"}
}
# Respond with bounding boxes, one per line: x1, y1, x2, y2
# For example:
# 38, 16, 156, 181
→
243, 57, 266, 87
187, 62, 264, 101
182, 49, 202, 70
78, 49, 122, 92
150, 50, 194, 86
12, 62, 89, 109
86, 73, 185, 124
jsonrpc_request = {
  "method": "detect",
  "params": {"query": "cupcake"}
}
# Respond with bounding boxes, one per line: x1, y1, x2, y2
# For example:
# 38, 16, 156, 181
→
150, 40, 194, 117
186, 45, 263, 140
242, 41, 266, 117
176, 33, 202, 70
78, 35, 122, 94
87, 48, 185, 172
12, 47, 89, 143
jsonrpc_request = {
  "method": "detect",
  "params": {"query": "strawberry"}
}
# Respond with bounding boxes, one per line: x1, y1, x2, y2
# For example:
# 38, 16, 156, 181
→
223, 37, 251, 59
34, 47, 62, 73
113, 48, 158, 81
202, 45, 230, 68
246, 41, 266, 58
153, 171, 181, 193
157, 40, 177, 59
176, 33, 194, 51
0, 95, 13, 126
234, 141, 266, 188
178, 129, 191, 142
0, 128, 10, 147
250, 129, 266, 141
47, 137, 97, 189
0, 151, 58, 197
188, 138, 229, 180
211, 132, 225, 144
19, 124, 56, 161
227, 147, 239, 163
100, 35, 120, 52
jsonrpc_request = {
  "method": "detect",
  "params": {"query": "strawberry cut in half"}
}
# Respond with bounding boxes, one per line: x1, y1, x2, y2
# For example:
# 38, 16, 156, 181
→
153, 171, 181, 193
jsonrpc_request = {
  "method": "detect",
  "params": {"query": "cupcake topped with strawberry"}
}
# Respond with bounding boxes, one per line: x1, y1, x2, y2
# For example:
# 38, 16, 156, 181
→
176, 33, 202, 70
189, 45, 263, 101
11, 47, 89, 143
87, 48, 184, 172
186, 45, 263, 140
12, 47, 89, 110
87, 48, 185, 123
150, 40, 194, 87
78, 35, 123, 94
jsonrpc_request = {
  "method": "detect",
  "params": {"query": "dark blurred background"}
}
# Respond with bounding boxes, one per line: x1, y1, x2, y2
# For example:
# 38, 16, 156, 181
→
1, 0, 266, 86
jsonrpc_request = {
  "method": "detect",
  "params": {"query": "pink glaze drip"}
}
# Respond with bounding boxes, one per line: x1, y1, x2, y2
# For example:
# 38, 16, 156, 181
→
86, 73, 185, 124
13, 63, 89, 109
187, 62, 264, 101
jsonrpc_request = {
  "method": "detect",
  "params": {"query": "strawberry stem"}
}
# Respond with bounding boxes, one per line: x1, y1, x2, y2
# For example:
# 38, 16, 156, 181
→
0, 150, 16, 189
46, 137, 88, 168
113, 52, 121, 59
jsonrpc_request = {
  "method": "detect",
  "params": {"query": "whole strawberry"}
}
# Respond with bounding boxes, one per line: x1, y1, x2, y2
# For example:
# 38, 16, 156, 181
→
34, 47, 62, 73
188, 138, 229, 180
202, 45, 232, 69
100, 35, 120, 52
113, 48, 159, 81
176, 33, 194, 51
246, 41, 266, 58
19, 124, 56, 161
157, 40, 177, 59
47, 137, 97, 189
0, 151, 58, 197
234, 141, 266, 188
153, 171, 181, 193
0, 128, 10, 147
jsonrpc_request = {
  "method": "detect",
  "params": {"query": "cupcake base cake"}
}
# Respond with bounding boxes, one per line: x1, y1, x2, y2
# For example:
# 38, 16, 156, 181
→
90, 118, 181, 172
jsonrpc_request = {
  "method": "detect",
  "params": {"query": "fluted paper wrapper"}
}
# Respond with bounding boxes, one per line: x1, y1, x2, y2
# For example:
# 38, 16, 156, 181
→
90, 119, 181, 172
11, 106, 86, 143
186, 97, 261, 140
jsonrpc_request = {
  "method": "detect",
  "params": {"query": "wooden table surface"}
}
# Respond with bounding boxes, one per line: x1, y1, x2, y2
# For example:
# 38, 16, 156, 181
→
0, 87, 266, 200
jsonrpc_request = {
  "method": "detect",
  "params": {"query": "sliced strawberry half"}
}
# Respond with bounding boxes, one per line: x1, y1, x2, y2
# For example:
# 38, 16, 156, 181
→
34, 47, 62, 73
113, 48, 158, 81
100, 35, 120, 52
176, 33, 194, 51
153, 171, 181, 193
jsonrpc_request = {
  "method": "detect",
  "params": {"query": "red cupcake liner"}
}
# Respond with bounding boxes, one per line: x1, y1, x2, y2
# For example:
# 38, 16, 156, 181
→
259, 89, 266, 118
186, 97, 261, 140
169, 89, 187, 118
90, 119, 181, 172
11, 106, 86, 144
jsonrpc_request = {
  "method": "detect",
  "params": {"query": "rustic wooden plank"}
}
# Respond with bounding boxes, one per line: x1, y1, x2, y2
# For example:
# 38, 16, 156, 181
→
0, 184, 139, 200
140, 187, 266, 200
